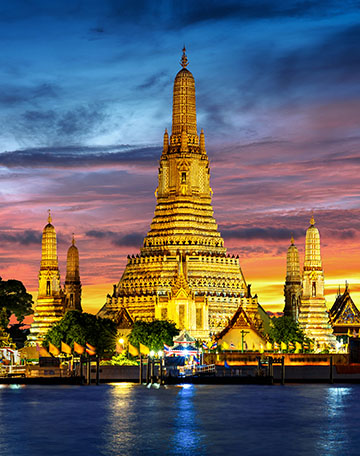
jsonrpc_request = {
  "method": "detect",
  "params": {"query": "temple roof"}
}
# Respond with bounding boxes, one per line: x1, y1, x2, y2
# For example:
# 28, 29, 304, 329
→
329, 285, 360, 325
215, 306, 265, 341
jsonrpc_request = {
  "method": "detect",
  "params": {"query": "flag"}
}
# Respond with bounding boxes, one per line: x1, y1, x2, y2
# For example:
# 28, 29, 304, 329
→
61, 341, 72, 355
74, 341, 85, 355
128, 343, 139, 357
48, 342, 60, 356
288, 341, 295, 350
266, 341, 272, 351
222, 341, 229, 350
230, 342, 235, 349
163, 343, 171, 353
193, 355, 200, 364
303, 342, 309, 350
224, 360, 230, 369
36, 343, 51, 357
210, 341, 218, 350
202, 341, 208, 350
280, 341, 287, 351
139, 343, 149, 356
273, 342, 279, 351
295, 342, 302, 353
86, 342, 96, 356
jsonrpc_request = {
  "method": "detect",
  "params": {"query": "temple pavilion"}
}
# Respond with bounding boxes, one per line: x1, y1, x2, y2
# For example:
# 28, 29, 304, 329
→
329, 284, 360, 339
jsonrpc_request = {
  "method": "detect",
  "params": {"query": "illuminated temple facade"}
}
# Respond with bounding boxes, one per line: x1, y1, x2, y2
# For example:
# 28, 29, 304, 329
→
29, 212, 82, 344
98, 49, 264, 339
284, 217, 336, 347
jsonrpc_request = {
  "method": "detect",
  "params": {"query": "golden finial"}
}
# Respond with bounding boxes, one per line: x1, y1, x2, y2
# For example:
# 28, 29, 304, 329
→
290, 236, 294, 245
310, 214, 315, 225
72, 233, 75, 246
48, 209, 52, 224
180, 46, 188, 69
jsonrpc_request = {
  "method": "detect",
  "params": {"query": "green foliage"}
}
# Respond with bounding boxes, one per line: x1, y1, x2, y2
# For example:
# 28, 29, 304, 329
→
0, 277, 34, 328
0, 327, 13, 348
101, 352, 138, 366
269, 316, 307, 344
44, 311, 117, 357
128, 320, 179, 351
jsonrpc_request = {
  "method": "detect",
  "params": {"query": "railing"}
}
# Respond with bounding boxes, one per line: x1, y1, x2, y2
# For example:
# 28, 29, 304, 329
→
178, 364, 216, 377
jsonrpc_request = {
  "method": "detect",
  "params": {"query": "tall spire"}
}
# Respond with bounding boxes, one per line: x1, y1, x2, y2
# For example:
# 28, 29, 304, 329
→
41, 211, 58, 270
298, 218, 336, 346
64, 234, 82, 311
171, 47, 198, 142
304, 214, 322, 269
284, 237, 302, 320
29, 211, 63, 344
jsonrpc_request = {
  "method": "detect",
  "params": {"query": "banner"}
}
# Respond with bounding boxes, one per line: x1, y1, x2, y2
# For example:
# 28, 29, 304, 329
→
61, 341, 72, 355
128, 343, 139, 357
139, 343, 150, 356
48, 342, 60, 356
74, 341, 85, 355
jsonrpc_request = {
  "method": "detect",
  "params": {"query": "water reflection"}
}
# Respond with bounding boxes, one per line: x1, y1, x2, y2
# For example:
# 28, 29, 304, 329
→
172, 385, 205, 455
0, 384, 359, 456
316, 387, 351, 456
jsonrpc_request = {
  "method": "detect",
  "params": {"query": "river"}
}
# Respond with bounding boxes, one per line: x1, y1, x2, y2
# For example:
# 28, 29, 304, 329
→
0, 383, 358, 455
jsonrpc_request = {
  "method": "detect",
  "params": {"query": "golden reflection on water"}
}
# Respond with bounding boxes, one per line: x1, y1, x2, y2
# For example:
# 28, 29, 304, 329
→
318, 387, 351, 456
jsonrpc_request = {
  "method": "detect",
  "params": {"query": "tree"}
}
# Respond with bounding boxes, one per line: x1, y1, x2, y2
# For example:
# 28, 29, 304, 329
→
128, 320, 179, 352
269, 316, 307, 344
101, 352, 138, 366
0, 327, 13, 348
44, 311, 117, 357
0, 277, 34, 328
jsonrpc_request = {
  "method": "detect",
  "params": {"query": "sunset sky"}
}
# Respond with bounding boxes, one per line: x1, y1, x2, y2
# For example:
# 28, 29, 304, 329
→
1, 0, 359, 315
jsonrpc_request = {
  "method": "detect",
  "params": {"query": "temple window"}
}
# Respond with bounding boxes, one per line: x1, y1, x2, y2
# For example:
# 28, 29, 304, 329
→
46, 280, 51, 296
181, 172, 186, 183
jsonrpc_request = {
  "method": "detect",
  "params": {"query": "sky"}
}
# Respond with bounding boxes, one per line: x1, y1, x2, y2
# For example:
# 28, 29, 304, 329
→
0, 0, 360, 315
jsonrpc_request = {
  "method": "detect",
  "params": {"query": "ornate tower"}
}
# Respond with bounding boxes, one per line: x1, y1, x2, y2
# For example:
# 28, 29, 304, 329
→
98, 49, 262, 339
64, 235, 82, 312
29, 211, 65, 344
298, 216, 336, 346
283, 237, 302, 321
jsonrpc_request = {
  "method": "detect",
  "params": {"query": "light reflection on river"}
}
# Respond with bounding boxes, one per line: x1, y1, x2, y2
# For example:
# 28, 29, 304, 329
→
0, 383, 359, 456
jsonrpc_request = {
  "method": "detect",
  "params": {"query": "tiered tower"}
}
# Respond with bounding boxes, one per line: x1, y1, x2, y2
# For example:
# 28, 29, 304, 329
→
64, 236, 82, 312
28, 211, 65, 343
298, 216, 336, 346
98, 49, 262, 339
283, 237, 302, 321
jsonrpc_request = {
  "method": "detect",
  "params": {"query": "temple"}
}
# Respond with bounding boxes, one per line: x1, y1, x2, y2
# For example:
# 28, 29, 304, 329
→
329, 283, 360, 339
64, 235, 82, 312
29, 212, 82, 344
98, 49, 265, 339
284, 237, 302, 321
284, 217, 336, 347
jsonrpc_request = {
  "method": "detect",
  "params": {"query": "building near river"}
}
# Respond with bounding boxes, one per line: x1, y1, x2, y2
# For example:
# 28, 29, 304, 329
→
98, 49, 267, 340
28, 211, 82, 344
284, 217, 336, 347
